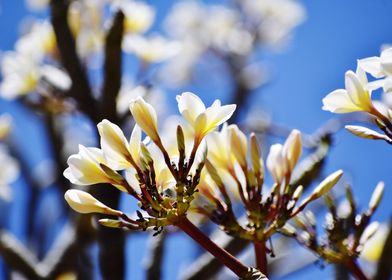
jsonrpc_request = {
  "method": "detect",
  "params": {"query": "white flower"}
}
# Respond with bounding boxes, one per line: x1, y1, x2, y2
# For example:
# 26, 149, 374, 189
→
123, 34, 181, 63
97, 119, 141, 170
117, 0, 155, 33
322, 69, 374, 113
63, 145, 125, 191
358, 47, 392, 78
176, 92, 236, 144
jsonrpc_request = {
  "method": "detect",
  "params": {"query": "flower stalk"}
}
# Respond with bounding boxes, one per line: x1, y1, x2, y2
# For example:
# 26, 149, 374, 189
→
175, 217, 251, 278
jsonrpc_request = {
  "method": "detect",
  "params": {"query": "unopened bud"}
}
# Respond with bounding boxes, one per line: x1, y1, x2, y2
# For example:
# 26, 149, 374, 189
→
250, 133, 264, 178
345, 125, 391, 142
280, 223, 297, 237
292, 185, 303, 201
176, 125, 185, 154
65, 190, 122, 216
311, 170, 343, 199
360, 221, 380, 245
228, 125, 247, 168
129, 97, 160, 143
99, 218, 123, 228
369, 181, 384, 212
282, 129, 302, 171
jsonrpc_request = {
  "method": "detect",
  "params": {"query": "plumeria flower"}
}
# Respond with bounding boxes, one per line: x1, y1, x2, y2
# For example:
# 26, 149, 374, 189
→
358, 47, 392, 79
63, 145, 126, 192
97, 119, 141, 170
176, 92, 236, 145
322, 69, 375, 114
123, 34, 181, 63
116, 0, 155, 34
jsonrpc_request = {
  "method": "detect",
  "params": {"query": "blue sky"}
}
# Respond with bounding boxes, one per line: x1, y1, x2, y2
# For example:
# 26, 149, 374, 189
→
0, 0, 391, 279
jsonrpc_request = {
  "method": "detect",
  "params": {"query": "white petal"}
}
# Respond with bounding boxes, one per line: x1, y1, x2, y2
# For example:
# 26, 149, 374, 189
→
322, 89, 361, 113
358, 57, 383, 78
177, 92, 206, 123
380, 48, 392, 76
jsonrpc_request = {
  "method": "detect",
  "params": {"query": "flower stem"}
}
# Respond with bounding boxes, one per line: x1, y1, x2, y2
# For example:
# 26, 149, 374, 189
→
176, 217, 249, 278
254, 241, 268, 276
345, 259, 369, 280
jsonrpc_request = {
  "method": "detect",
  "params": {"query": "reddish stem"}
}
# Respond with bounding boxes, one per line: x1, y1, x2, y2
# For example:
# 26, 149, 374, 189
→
176, 217, 249, 278
345, 259, 369, 280
254, 241, 268, 275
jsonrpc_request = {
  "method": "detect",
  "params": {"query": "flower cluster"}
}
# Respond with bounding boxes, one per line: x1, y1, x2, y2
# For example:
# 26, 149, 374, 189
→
292, 182, 384, 274
195, 125, 344, 243
322, 47, 392, 144
64, 92, 235, 232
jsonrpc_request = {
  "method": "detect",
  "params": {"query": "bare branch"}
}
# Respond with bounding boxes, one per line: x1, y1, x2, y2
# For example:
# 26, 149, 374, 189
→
50, 0, 98, 121
101, 10, 124, 122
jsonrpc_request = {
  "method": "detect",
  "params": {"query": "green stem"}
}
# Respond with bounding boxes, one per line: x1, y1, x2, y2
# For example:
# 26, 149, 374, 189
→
176, 217, 249, 278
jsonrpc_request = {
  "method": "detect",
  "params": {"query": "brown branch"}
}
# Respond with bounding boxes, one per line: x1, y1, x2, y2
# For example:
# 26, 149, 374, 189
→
101, 10, 124, 123
50, 0, 98, 122
181, 230, 248, 280
93, 185, 125, 279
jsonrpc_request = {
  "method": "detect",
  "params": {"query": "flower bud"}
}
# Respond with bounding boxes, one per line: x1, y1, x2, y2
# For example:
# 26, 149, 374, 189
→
228, 125, 247, 168
282, 129, 302, 172
64, 189, 122, 216
345, 125, 391, 142
311, 170, 343, 199
129, 97, 160, 143
368, 181, 384, 212
250, 133, 263, 178
99, 218, 123, 228
266, 144, 286, 183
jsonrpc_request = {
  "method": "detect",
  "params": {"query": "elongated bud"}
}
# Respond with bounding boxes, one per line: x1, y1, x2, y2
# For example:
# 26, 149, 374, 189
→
280, 223, 297, 237
228, 125, 247, 168
129, 97, 160, 143
311, 170, 343, 199
176, 125, 185, 155
250, 133, 263, 178
205, 159, 224, 188
360, 221, 380, 245
283, 129, 302, 172
266, 144, 286, 183
292, 185, 303, 201
65, 190, 122, 216
140, 143, 153, 165
99, 219, 123, 228
345, 125, 391, 142
369, 181, 384, 213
